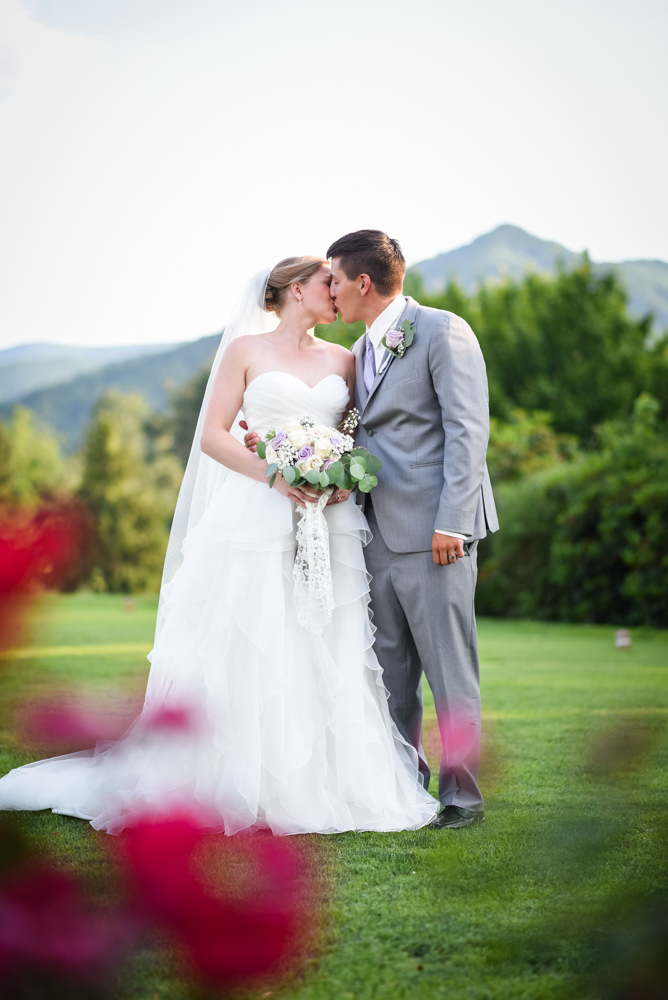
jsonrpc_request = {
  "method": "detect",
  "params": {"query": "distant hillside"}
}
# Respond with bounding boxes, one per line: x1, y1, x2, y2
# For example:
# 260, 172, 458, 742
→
0, 342, 177, 405
409, 225, 668, 333
1, 334, 221, 451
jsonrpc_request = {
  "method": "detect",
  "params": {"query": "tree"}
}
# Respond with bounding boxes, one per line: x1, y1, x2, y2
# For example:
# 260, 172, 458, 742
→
409, 261, 668, 442
0, 406, 69, 504
487, 410, 577, 483
79, 392, 183, 593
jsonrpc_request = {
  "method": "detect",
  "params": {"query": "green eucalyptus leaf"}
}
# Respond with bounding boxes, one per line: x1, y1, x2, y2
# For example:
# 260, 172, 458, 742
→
358, 474, 378, 493
365, 454, 383, 474
256, 441, 267, 459
265, 463, 278, 477
283, 466, 296, 485
401, 320, 417, 348
268, 471, 277, 488
319, 472, 330, 488
305, 470, 321, 484
328, 461, 343, 478
350, 462, 365, 480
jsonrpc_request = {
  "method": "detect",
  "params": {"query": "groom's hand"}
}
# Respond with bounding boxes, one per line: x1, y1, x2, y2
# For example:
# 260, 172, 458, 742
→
240, 421, 260, 453
432, 533, 465, 566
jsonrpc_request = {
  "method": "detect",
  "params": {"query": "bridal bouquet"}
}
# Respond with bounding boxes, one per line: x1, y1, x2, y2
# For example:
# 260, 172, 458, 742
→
255, 412, 381, 495
255, 413, 382, 633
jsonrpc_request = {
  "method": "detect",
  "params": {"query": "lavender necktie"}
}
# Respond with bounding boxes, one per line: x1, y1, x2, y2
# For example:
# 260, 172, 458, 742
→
363, 335, 376, 394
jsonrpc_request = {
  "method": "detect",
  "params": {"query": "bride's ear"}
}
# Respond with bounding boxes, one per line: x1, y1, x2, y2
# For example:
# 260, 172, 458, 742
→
290, 281, 303, 307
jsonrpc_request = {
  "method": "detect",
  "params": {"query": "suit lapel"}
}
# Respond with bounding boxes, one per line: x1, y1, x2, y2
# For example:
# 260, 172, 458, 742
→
363, 297, 419, 411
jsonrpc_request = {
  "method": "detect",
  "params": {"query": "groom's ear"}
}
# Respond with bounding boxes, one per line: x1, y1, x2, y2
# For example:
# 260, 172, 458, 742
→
359, 273, 373, 297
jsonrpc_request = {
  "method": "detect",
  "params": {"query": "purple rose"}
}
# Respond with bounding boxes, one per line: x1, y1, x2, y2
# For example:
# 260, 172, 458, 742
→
298, 445, 314, 460
385, 328, 404, 349
330, 435, 342, 450
322, 459, 334, 469
273, 430, 288, 447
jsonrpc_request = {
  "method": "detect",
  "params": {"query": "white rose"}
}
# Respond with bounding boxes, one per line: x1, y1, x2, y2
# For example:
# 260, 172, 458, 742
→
314, 436, 332, 458
265, 445, 277, 465
289, 429, 307, 449
307, 456, 323, 471
283, 420, 301, 432
297, 459, 310, 477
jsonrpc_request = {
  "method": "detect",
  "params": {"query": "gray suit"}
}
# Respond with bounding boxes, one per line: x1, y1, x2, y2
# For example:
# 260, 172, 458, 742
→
353, 296, 498, 811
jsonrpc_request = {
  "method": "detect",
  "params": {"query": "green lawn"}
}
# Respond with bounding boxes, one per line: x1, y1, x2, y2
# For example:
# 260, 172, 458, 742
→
1, 595, 667, 999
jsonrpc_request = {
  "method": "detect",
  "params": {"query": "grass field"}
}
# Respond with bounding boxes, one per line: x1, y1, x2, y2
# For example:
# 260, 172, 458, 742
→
1, 594, 667, 1000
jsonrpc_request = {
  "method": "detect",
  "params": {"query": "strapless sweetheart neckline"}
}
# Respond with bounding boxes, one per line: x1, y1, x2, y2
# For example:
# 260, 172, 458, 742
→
246, 371, 347, 392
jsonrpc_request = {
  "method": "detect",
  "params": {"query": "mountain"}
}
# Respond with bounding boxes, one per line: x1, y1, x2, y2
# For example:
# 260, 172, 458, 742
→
1, 334, 221, 451
0, 342, 178, 405
409, 225, 668, 333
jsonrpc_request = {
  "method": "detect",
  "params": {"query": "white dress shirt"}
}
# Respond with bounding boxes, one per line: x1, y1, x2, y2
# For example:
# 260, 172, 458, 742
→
366, 294, 406, 371
365, 296, 467, 541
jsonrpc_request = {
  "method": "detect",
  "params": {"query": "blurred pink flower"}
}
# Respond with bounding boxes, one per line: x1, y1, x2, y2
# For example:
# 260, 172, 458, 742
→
0, 503, 94, 654
120, 811, 310, 987
437, 710, 480, 769
17, 693, 140, 754
0, 861, 132, 992
140, 705, 195, 733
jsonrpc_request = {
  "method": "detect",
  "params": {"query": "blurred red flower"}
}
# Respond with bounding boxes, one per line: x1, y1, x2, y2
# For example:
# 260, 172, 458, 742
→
0, 860, 132, 996
17, 692, 141, 755
121, 811, 310, 987
0, 503, 94, 653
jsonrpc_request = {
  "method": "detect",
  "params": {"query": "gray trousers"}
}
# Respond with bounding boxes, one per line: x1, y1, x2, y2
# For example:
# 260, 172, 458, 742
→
365, 500, 483, 812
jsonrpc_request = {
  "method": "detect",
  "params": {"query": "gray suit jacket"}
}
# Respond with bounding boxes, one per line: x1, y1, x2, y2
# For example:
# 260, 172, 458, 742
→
352, 296, 499, 553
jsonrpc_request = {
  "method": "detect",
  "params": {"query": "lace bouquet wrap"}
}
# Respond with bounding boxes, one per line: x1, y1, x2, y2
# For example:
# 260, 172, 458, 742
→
256, 411, 382, 633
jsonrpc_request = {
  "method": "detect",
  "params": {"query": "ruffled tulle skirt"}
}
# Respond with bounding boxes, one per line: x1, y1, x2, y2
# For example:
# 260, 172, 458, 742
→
0, 472, 437, 834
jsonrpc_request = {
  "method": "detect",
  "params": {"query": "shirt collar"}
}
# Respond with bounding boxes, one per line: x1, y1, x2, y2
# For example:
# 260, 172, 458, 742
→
366, 294, 407, 350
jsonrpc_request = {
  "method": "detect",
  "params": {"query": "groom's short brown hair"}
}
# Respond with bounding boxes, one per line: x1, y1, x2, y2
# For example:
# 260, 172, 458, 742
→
326, 230, 406, 297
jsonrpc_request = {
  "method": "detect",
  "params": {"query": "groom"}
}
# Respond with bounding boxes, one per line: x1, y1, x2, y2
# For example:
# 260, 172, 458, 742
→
327, 230, 498, 829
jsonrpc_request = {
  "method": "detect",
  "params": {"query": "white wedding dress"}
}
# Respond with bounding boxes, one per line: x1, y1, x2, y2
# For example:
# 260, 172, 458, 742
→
0, 372, 438, 835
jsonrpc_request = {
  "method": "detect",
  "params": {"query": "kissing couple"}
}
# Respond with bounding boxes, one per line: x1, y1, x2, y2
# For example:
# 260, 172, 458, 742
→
0, 230, 498, 836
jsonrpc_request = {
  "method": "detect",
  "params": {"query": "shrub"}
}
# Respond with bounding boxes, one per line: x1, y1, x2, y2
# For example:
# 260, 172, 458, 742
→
478, 395, 668, 626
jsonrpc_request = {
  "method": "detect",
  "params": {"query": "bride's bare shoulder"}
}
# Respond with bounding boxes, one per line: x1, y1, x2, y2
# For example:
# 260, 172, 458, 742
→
320, 338, 353, 362
221, 335, 266, 365
321, 339, 355, 376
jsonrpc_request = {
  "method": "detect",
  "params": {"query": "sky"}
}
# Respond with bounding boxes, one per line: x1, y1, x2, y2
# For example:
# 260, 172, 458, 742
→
1, 0, 667, 349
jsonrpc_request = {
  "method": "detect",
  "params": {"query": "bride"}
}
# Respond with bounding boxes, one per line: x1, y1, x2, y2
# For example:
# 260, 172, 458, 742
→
0, 257, 438, 835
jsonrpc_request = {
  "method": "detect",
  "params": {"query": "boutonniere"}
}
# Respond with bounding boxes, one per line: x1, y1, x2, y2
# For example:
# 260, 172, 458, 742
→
382, 319, 417, 359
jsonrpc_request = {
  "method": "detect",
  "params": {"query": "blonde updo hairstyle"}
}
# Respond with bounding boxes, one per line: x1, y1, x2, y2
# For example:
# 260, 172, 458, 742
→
264, 256, 328, 315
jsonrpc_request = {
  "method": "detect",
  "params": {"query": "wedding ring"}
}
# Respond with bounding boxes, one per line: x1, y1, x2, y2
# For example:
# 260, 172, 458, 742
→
448, 554, 457, 562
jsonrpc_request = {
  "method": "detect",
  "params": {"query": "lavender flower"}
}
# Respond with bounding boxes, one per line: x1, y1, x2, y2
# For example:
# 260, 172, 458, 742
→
385, 329, 404, 349
298, 446, 314, 460
273, 431, 288, 448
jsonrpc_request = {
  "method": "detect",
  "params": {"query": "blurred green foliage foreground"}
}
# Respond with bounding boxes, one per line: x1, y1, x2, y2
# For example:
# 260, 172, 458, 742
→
0, 595, 666, 999
1, 258, 668, 622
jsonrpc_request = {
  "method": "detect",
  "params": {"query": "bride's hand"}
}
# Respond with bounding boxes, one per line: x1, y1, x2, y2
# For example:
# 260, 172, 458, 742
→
240, 421, 260, 453
273, 473, 320, 509
326, 489, 352, 506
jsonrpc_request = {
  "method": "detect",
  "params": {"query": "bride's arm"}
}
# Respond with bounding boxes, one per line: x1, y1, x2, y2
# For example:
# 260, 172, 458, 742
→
200, 340, 316, 507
